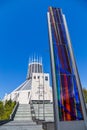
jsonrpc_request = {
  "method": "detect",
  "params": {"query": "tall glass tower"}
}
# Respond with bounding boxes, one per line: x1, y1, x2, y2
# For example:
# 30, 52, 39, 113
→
47, 7, 87, 130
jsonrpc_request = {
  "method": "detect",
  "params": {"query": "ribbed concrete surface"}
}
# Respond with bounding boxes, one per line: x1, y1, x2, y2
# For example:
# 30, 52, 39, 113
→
33, 103, 54, 121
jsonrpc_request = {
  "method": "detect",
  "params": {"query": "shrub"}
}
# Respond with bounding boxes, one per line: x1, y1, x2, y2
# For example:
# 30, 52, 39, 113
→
0, 100, 16, 120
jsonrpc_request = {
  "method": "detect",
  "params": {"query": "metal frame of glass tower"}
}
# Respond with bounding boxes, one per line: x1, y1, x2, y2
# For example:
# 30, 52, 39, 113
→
47, 7, 87, 130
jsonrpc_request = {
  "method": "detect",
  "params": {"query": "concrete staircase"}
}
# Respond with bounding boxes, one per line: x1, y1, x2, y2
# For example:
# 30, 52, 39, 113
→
0, 104, 42, 130
14, 104, 32, 121
0, 103, 54, 130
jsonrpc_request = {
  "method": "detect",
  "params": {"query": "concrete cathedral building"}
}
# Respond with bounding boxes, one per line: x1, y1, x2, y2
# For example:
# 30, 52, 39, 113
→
4, 58, 53, 104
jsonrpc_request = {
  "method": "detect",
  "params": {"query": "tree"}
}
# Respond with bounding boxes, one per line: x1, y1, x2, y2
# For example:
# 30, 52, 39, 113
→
0, 100, 16, 120
83, 88, 87, 103
0, 101, 4, 120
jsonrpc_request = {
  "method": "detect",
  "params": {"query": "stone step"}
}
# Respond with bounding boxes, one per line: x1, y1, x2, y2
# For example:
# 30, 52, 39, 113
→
16, 113, 31, 115
15, 115, 31, 117
15, 118, 32, 120
14, 104, 32, 121
33, 103, 54, 121
17, 110, 31, 113
34, 108, 53, 110
18, 108, 30, 109
35, 112, 53, 114
36, 114, 54, 116
14, 118, 32, 121
17, 108, 30, 109
16, 110, 30, 112
19, 104, 30, 106
17, 109, 30, 112
18, 107, 30, 108
0, 124, 42, 130
3, 121, 36, 126
18, 106, 30, 107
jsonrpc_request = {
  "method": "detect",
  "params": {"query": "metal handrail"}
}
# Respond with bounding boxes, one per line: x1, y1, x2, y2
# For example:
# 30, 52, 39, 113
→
10, 102, 19, 120
30, 101, 36, 121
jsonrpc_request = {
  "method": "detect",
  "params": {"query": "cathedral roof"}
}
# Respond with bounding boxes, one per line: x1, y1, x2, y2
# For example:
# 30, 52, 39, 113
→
13, 79, 31, 92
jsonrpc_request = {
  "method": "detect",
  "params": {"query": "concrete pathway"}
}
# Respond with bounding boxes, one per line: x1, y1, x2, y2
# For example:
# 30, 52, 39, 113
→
0, 121, 42, 130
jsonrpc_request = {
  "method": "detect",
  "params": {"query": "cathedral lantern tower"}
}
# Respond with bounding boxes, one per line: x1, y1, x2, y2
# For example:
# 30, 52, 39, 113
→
27, 57, 43, 79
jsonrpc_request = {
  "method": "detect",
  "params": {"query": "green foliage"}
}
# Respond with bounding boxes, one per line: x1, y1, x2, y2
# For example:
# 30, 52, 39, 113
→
83, 88, 87, 103
0, 100, 16, 120
0, 101, 4, 120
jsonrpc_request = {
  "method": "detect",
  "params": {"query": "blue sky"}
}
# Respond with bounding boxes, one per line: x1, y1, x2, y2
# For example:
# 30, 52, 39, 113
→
0, 0, 87, 99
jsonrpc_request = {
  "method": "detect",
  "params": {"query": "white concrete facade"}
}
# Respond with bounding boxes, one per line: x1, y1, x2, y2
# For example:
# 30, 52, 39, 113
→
31, 73, 52, 102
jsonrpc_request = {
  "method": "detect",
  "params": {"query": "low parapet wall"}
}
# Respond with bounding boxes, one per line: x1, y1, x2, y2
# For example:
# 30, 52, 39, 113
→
42, 122, 54, 130
42, 121, 87, 130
